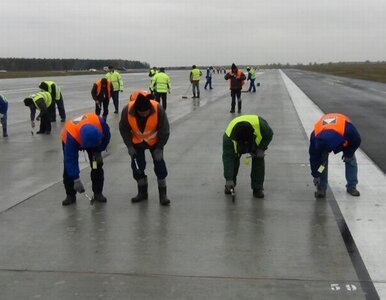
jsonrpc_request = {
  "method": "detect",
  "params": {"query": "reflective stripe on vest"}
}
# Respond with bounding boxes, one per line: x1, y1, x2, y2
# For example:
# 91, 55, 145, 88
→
127, 100, 159, 146
61, 113, 103, 144
191, 68, 201, 81
33, 91, 52, 108
314, 113, 350, 147
225, 115, 262, 153
96, 80, 112, 98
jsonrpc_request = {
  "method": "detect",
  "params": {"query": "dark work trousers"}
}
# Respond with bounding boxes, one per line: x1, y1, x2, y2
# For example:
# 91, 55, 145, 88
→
232, 155, 265, 190
155, 93, 167, 110
248, 79, 256, 92
63, 147, 104, 196
192, 81, 200, 98
1, 113, 7, 136
130, 147, 168, 181
95, 98, 109, 120
50, 94, 66, 121
112, 90, 120, 112
39, 106, 54, 133
204, 77, 212, 89
230, 89, 242, 111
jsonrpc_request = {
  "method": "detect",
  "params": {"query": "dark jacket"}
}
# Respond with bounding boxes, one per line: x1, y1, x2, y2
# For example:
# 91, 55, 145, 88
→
91, 82, 113, 101
0, 95, 8, 114
119, 102, 170, 150
224, 69, 246, 90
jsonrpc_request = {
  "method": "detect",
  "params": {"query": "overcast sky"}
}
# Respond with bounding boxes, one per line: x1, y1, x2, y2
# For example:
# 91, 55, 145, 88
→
1, 0, 385, 67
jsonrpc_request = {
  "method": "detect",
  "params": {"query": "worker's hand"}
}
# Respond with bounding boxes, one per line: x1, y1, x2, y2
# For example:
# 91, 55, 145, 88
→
313, 177, 321, 186
128, 146, 137, 158
342, 155, 354, 163
153, 148, 163, 161
36, 116, 41, 121
73, 179, 85, 193
254, 149, 265, 158
93, 152, 103, 164
31, 121, 35, 128
225, 180, 235, 190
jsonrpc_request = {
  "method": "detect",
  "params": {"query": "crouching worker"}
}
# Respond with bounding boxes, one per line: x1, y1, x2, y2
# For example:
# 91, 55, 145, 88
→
61, 112, 111, 206
24, 91, 53, 134
223, 115, 273, 198
119, 90, 171, 206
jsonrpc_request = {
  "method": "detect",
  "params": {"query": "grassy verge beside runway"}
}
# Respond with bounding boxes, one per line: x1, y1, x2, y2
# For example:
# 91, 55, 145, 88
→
292, 62, 386, 83
0, 70, 106, 79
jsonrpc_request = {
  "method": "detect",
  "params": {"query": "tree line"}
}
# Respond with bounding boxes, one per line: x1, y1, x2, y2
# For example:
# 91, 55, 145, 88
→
0, 58, 149, 71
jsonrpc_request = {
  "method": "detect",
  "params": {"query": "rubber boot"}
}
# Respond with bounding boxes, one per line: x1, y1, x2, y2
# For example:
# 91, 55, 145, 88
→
158, 186, 170, 206
131, 177, 148, 203
62, 194, 76, 206
2, 126, 7, 137
93, 193, 107, 203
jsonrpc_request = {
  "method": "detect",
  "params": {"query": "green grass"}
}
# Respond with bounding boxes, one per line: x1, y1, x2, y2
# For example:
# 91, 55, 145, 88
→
293, 62, 386, 84
0, 70, 105, 79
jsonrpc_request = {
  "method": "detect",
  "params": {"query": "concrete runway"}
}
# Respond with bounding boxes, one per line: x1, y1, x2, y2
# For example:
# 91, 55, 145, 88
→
0, 69, 384, 299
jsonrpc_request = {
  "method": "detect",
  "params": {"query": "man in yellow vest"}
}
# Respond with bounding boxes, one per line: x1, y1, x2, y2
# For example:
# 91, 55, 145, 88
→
23, 91, 53, 134
105, 65, 123, 114
39, 80, 66, 122
151, 67, 171, 110
190, 65, 202, 98
223, 115, 273, 198
119, 90, 171, 206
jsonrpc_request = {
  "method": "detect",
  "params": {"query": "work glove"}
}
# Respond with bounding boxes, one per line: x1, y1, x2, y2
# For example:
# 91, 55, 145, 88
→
73, 179, 85, 193
342, 155, 354, 163
225, 180, 235, 190
31, 121, 35, 128
313, 177, 321, 187
93, 152, 103, 164
153, 148, 163, 161
254, 149, 265, 158
128, 146, 137, 158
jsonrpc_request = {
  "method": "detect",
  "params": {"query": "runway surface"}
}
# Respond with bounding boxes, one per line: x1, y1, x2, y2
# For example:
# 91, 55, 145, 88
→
0, 69, 384, 299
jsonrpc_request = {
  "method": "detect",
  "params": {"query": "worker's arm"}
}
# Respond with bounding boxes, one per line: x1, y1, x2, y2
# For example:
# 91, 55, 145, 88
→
257, 117, 274, 150
156, 105, 170, 148
35, 98, 47, 119
343, 122, 361, 158
63, 136, 81, 180
51, 83, 57, 100
309, 132, 324, 177
91, 84, 98, 100
119, 105, 134, 149
97, 117, 111, 152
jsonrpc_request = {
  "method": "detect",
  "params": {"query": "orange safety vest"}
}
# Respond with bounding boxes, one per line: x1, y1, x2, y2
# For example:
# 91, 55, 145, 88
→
61, 113, 103, 144
228, 70, 245, 87
127, 100, 159, 146
314, 113, 350, 146
95, 80, 112, 98
129, 90, 152, 102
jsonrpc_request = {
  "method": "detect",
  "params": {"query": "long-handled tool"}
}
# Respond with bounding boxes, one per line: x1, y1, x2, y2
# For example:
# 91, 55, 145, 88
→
181, 84, 192, 99
84, 192, 94, 205
230, 188, 236, 203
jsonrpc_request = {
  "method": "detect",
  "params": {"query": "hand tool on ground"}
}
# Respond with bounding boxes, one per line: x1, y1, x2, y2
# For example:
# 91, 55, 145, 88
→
230, 188, 236, 203
181, 84, 192, 99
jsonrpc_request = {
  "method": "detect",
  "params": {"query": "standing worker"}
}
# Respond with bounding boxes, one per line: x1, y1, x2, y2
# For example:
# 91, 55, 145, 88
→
119, 90, 171, 206
151, 67, 171, 110
23, 91, 53, 134
246, 66, 256, 93
190, 65, 202, 99
91, 78, 113, 120
148, 67, 158, 97
309, 113, 361, 198
105, 65, 123, 114
204, 66, 214, 90
224, 63, 246, 113
39, 80, 66, 122
223, 115, 273, 198
0, 94, 8, 137
61, 112, 111, 206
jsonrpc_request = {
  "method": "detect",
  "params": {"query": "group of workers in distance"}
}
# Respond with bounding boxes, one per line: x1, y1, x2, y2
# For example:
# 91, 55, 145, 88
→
12, 64, 362, 207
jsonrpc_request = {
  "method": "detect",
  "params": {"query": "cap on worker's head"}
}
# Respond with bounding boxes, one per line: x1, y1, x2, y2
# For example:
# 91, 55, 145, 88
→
80, 124, 103, 149
38, 81, 48, 91
231, 63, 237, 71
108, 65, 114, 70
159, 67, 165, 72
192, 65, 196, 69
134, 91, 153, 112
23, 97, 34, 107
246, 66, 250, 70
233, 122, 254, 142
100, 78, 108, 85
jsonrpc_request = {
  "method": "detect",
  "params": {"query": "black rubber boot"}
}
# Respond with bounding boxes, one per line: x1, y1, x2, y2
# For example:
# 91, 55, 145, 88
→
131, 184, 148, 203
93, 193, 107, 203
158, 186, 170, 206
253, 189, 264, 198
62, 195, 76, 206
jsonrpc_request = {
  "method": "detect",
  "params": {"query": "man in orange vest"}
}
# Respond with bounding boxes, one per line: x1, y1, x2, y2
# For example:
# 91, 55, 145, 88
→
61, 113, 111, 206
119, 90, 171, 206
224, 63, 246, 113
309, 113, 361, 198
91, 78, 113, 120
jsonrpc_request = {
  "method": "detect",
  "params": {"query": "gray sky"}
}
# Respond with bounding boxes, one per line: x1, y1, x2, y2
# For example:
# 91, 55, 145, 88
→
1, 0, 385, 67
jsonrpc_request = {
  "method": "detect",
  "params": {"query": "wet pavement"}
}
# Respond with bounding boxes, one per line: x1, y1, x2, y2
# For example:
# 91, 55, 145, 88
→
0, 70, 384, 299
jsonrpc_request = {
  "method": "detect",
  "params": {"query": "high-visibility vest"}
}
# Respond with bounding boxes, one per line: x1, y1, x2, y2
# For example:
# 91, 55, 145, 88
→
314, 113, 350, 147
153, 72, 170, 93
42, 81, 61, 100
191, 68, 201, 81
249, 68, 256, 80
95, 80, 112, 98
127, 100, 159, 146
105, 71, 123, 91
61, 113, 103, 144
225, 115, 262, 153
32, 91, 52, 109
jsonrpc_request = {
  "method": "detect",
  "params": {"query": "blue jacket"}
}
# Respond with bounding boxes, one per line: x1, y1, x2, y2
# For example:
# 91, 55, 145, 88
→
309, 121, 361, 177
63, 117, 110, 180
0, 95, 8, 114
